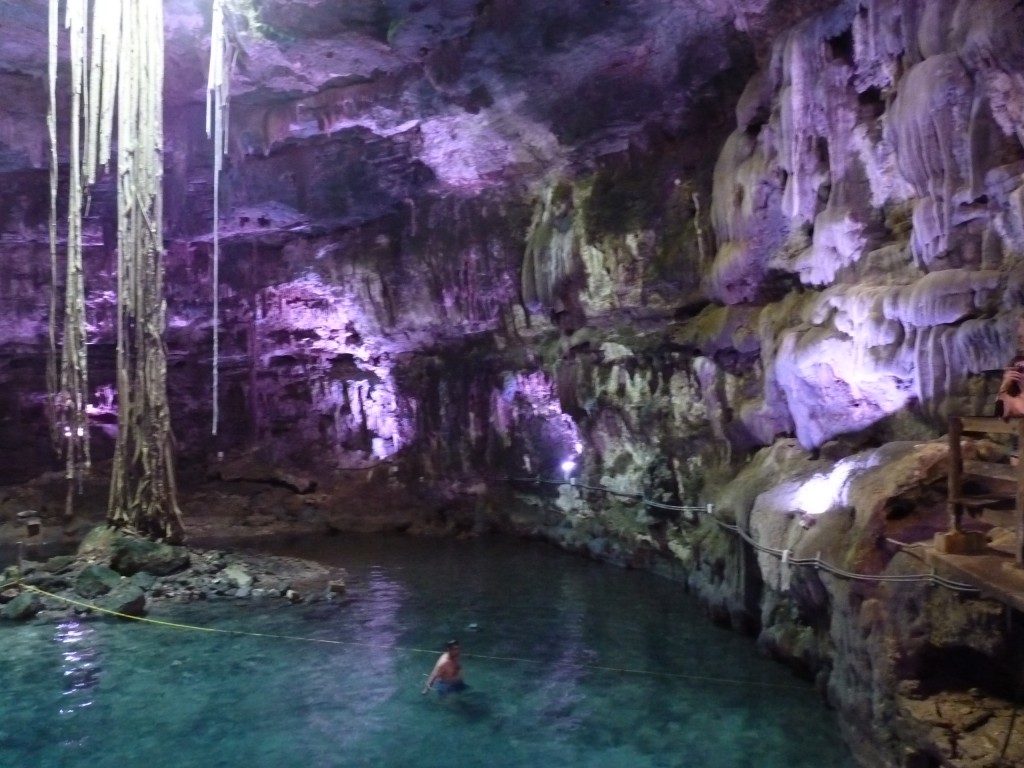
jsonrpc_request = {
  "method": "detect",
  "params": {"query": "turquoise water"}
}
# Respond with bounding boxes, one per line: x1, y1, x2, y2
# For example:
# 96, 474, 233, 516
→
0, 535, 855, 767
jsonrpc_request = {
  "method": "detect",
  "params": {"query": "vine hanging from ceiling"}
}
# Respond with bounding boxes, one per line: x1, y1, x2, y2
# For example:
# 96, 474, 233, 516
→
207, 0, 238, 439
48, 0, 183, 542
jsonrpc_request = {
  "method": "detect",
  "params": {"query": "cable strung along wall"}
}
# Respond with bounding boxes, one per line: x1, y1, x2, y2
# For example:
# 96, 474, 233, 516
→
48, 0, 183, 542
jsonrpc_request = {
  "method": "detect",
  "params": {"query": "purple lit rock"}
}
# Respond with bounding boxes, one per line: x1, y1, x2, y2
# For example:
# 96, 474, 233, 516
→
0, 1, 1022, 763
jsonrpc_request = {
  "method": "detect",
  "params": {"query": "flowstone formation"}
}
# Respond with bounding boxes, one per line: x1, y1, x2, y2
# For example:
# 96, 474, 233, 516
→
1, 0, 1024, 765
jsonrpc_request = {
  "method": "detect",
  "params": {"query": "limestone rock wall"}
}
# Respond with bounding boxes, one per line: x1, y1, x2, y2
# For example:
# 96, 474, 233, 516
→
699, 0, 1024, 452
501, 2, 1024, 765
2, 1, 1024, 764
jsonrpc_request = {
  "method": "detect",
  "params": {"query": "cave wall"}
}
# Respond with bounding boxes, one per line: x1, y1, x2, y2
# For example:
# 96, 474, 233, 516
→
2, 1, 1024, 765
0, 0, 754, 493
698, 0, 1024, 451
458, 2, 1024, 765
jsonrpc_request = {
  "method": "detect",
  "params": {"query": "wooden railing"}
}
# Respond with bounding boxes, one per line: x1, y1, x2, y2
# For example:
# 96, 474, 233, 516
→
947, 416, 1024, 566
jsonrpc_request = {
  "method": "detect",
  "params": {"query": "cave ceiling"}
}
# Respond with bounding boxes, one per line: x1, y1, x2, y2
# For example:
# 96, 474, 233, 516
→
0, 0, 839, 233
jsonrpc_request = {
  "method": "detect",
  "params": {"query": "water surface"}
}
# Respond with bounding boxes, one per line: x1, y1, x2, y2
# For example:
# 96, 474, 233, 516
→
0, 534, 855, 767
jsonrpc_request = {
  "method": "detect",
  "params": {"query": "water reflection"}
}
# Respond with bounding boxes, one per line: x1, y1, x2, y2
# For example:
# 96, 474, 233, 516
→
358, 566, 408, 660
319, 565, 409, 753
55, 619, 101, 751
56, 620, 100, 712
539, 578, 592, 732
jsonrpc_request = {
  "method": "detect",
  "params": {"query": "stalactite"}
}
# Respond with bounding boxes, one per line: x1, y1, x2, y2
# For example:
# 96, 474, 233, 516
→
692, 191, 710, 272
207, 0, 237, 437
46, 0, 59, 451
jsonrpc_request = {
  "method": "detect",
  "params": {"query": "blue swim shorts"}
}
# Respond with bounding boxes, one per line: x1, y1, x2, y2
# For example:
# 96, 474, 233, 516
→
433, 680, 468, 696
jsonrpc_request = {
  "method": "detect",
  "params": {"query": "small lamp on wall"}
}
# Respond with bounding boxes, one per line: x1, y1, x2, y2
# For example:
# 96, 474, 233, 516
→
17, 510, 41, 538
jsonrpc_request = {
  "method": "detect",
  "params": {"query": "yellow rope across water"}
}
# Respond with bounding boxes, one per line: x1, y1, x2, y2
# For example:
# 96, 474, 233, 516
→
12, 582, 811, 691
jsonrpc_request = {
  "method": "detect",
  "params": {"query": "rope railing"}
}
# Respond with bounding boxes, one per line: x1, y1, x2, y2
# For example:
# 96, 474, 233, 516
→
513, 474, 980, 594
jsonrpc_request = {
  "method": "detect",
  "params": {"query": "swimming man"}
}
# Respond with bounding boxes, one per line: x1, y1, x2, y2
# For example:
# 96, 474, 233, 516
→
422, 639, 467, 695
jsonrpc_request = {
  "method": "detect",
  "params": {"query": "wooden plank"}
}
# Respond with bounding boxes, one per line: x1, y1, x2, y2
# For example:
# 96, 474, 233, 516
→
925, 549, 1024, 614
948, 417, 963, 532
949, 497, 1004, 508
963, 460, 1018, 483
958, 416, 1023, 435
963, 466, 1018, 500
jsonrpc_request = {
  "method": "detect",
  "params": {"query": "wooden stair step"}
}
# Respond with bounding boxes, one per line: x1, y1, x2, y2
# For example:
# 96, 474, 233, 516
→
962, 460, 1019, 483
949, 497, 1006, 507
957, 416, 1024, 435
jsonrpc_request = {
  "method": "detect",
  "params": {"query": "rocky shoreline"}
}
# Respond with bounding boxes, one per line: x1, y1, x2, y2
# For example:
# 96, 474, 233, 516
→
0, 525, 347, 624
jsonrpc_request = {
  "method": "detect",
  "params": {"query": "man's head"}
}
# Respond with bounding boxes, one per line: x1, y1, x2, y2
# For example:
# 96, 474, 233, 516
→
446, 639, 460, 654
